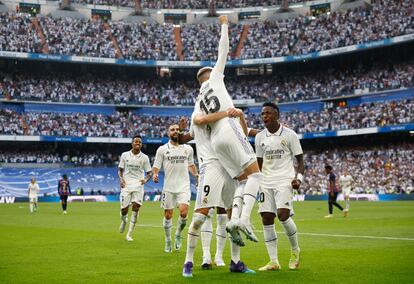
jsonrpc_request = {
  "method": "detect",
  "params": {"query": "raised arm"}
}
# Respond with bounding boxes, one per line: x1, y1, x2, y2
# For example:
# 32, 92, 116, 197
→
212, 15, 229, 75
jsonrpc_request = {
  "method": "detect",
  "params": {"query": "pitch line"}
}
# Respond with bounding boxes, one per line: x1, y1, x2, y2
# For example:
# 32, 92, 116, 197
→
136, 224, 414, 241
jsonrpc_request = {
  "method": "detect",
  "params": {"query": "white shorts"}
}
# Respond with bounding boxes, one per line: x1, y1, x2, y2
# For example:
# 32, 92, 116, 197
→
212, 118, 256, 178
342, 188, 351, 196
161, 191, 191, 210
29, 197, 38, 203
195, 161, 236, 211
258, 183, 293, 213
120, 190, 143, 209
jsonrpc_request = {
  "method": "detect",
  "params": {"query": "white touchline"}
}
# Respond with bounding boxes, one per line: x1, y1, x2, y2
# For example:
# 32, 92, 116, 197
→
136, 224, 414, 241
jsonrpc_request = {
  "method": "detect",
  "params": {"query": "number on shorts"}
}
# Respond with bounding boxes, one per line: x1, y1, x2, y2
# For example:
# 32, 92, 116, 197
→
203, 185, 210, 197
259, 192, 265, 203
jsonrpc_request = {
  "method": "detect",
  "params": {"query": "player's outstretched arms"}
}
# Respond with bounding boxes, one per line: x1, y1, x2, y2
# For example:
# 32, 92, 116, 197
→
213, 15, 229, 75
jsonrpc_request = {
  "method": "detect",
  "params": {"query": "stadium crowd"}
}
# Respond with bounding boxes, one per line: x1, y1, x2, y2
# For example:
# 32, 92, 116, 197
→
303, 144, 414, 195
0, 145, 412, 194
0, 99, 412, 137
1, 0, 413, 60
2, 61, 413, 105
247, 99, 414, 133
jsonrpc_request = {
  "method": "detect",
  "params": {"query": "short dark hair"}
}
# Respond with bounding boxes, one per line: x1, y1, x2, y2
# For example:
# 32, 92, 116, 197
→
62, 174, 68, 179
263, 102, 280, 114
132, 134, 142, 141
325, 165, 332, 170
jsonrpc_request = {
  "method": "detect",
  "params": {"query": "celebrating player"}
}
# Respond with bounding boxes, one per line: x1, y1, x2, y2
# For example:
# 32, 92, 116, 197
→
58, 174, 71, 214
28, 177, 40, 213
254, 102, 304, 271
179, 110, 255, 277
153, 124, 198, 253
118, 135, 152, 242
325, 165, 346, 218
195, 14, 262, 244
339, 168, 354, 215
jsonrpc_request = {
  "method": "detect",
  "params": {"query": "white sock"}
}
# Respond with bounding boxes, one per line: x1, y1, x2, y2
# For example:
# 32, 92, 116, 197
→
120, 212, 127, 222
346, 199, 350, 210
163, 217, 172, 242
30, 203, 33, 213
185, 213, 207, 263
263, 224, 278, 262
215, 214, 227, 261
228, 216, 240, 263
175, 216, 187, 237
281, 218, 299, 251
201, 214, 213, 262
240, 173, 262, 223
231, 181, 245, 222
127, 211, 138, 236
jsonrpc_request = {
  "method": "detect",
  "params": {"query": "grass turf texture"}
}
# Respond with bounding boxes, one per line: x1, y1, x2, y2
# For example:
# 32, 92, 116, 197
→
0, 201, 413, 284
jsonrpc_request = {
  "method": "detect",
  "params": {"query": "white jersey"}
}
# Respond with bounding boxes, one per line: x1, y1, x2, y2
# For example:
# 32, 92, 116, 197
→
197, 23, 233, 137
189, 108, 218, 165
153, 142, 195, 193
339, 175, 354, 190
28, 183, 39, 198
119, 150, 151, 191
255, 126, 303, 186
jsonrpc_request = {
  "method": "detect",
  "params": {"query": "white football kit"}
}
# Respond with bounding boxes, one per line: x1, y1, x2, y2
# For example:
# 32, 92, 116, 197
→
153, 142, 194, 209
189, 109, 236, 210
28, 182, 40, 203
118, 150, 152, 208
339, 175, 354, 196
197, 23, 256, 178
255, 126, 303, 213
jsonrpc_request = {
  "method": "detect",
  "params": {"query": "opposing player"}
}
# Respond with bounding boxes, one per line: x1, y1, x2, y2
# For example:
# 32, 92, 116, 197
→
57, 174, 71, 214
28, 177, 40, 213
324, 165, 345, 218
339, 168, 354, 214
195, 15, 262, 243
180, 108, 255, 277
254, 102, 304, 271
153, 124, 198, 253
118, 135, 152, 241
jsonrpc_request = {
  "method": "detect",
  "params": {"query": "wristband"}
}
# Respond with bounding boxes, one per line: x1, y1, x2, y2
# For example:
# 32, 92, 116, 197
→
296, 173, 303, 183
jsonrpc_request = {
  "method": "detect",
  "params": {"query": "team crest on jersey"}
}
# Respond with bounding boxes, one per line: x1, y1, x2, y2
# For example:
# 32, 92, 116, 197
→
281, 140, 287, 147
166, 151, 170, 154
203, 197, 208, 204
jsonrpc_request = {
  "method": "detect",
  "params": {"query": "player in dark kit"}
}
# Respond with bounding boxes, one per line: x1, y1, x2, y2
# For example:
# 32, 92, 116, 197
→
58, 174, 71, 214
324, 165, 345, 218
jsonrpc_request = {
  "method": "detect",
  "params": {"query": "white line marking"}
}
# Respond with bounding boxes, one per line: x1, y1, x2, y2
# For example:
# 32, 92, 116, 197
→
136, 224, 414, 241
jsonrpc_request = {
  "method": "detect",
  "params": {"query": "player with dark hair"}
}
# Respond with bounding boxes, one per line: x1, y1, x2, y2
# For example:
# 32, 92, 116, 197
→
254, 102, 304, 271
324, 165, 345, 218
58, 174, 71, 214
118, 135, 152, 241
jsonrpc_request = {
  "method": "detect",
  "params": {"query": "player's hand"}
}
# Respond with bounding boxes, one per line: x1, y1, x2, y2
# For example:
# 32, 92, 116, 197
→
226, 108, 243, 118
291, 179, 301, 190
218, 15, 228, 25
140, 179, 148, 185
153, 174, 159, 183
120, 179, 126, 188
179, 117, 187, 131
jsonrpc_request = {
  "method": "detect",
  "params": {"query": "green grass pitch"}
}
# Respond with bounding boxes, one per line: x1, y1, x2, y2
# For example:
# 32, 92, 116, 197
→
1, 201, 413, 284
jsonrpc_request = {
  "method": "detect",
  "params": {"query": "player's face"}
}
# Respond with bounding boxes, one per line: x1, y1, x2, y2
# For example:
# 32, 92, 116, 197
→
31, 178, 35, 184
325, 168, 331, 174
168, 125, 180, 142
132, 137, 142, 151
261, 106, 278, 128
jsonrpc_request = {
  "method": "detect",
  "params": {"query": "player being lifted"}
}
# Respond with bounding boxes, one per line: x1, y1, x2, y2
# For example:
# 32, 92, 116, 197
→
254, 102, 304, 271
179, 108, 255, 278
339, 168, 354, 214
118, 135, 152, 242
195, 14, 262, 244
28, 177, 40, 213
153, 124, 198, 253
